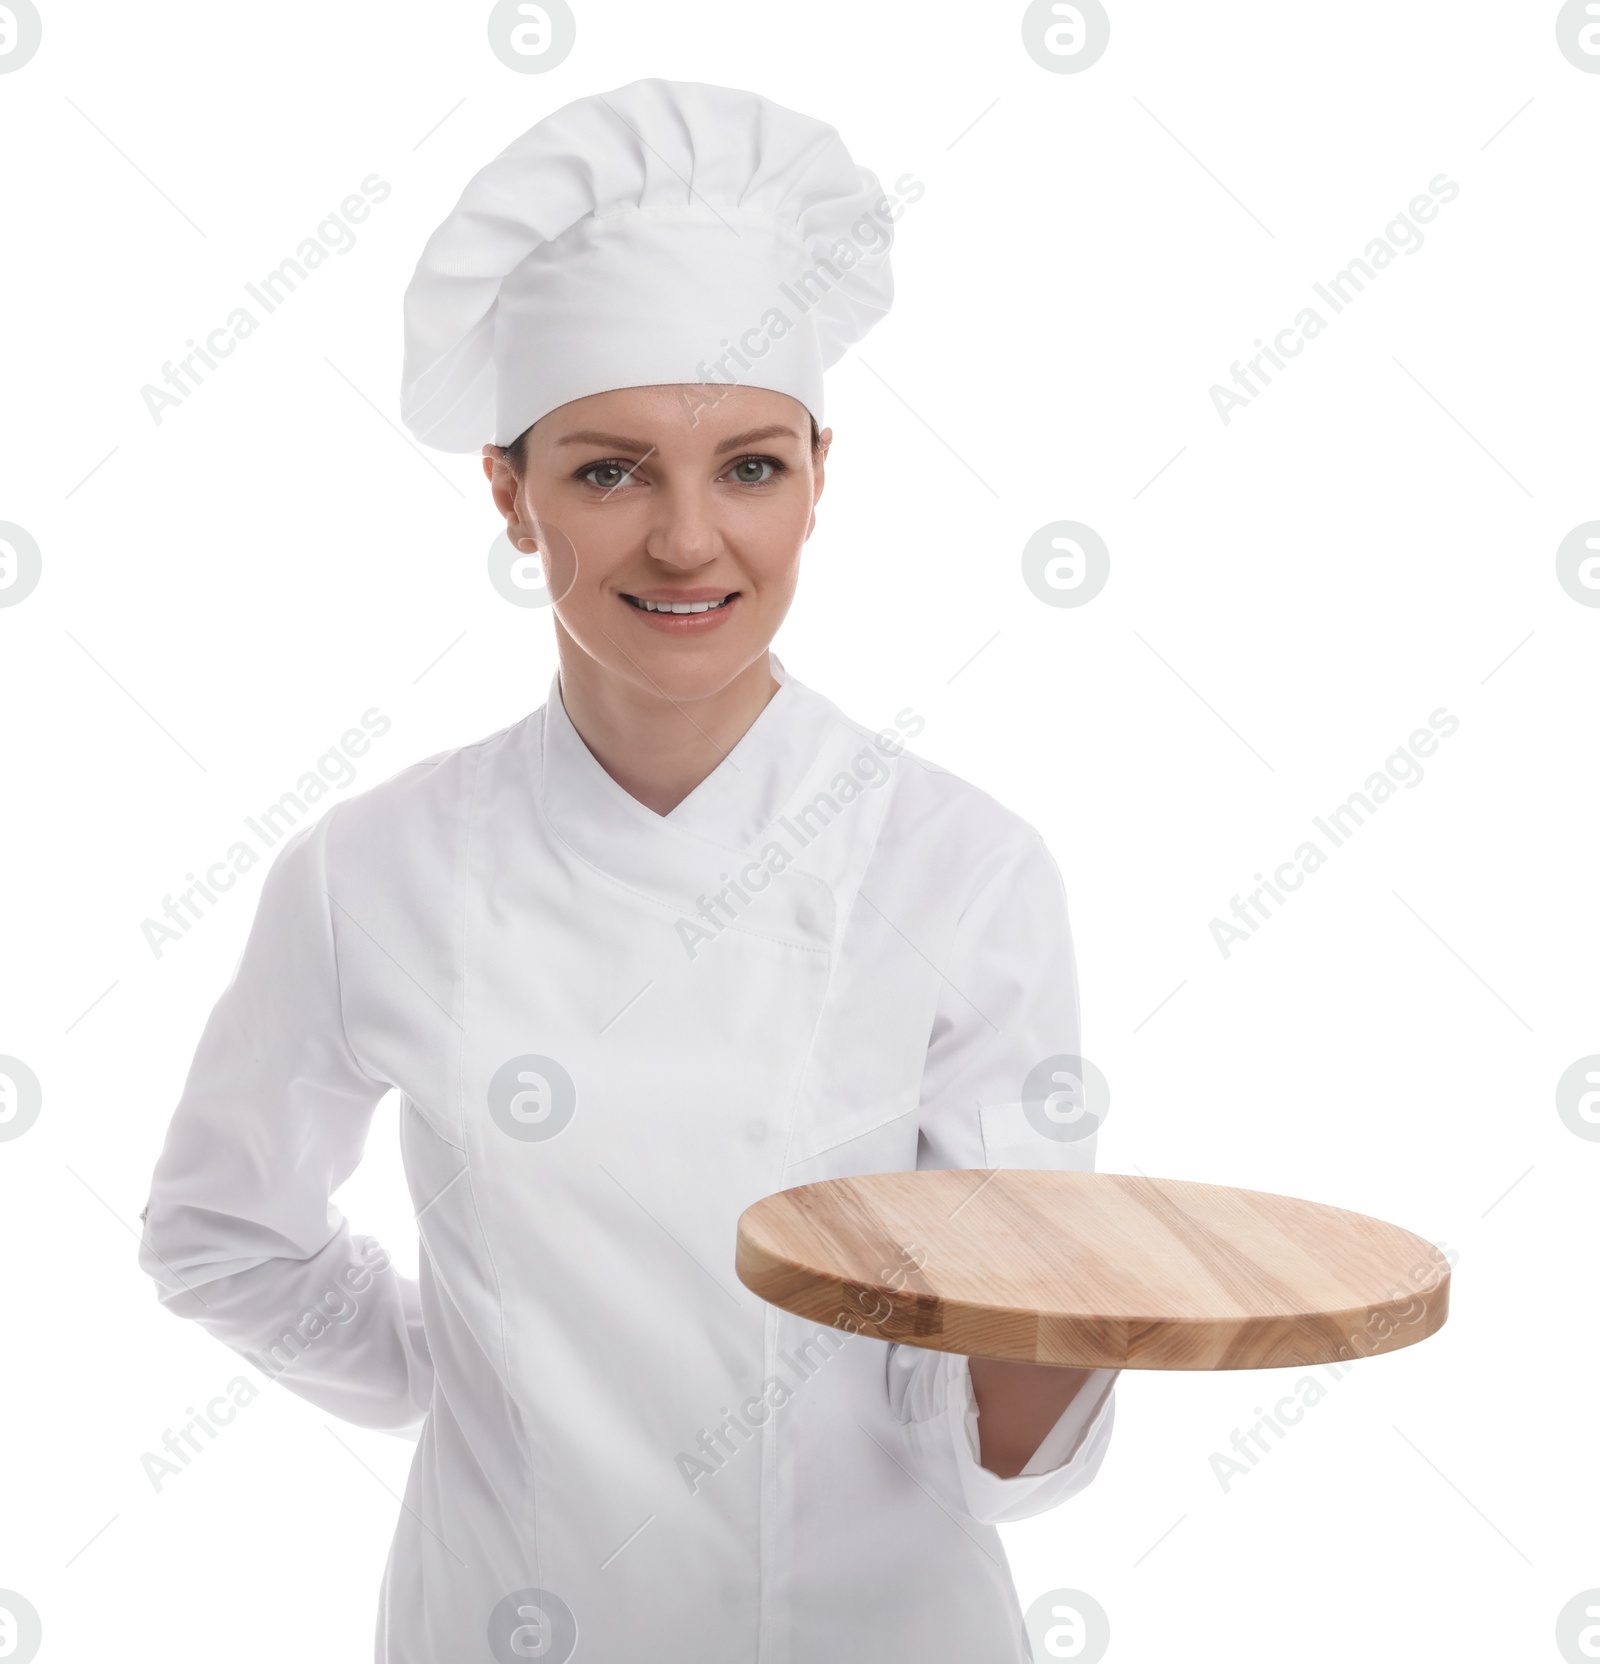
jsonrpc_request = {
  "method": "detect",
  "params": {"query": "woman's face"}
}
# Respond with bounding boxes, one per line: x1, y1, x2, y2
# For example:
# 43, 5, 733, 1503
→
483, 383, 829, 705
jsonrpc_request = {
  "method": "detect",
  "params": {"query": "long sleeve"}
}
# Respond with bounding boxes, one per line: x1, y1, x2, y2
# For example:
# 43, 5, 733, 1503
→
885, 831, 1119, 1526
137, 806, 433, 1437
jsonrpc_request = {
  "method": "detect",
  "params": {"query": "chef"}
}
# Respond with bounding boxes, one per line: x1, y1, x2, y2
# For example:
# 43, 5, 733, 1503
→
139, 76, 1119, 1663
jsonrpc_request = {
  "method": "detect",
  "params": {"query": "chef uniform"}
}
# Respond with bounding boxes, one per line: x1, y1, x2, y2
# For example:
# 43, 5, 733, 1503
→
138, 78, 1119, 1664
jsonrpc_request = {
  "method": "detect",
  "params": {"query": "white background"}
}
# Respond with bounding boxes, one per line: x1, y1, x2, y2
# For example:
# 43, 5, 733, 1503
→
1, 2, 1596, 1659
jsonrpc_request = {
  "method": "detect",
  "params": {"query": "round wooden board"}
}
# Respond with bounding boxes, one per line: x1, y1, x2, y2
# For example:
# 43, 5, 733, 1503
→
735, 1170, 1450, 1370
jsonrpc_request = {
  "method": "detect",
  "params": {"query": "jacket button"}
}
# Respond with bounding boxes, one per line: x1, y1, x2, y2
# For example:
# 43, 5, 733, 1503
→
745, 1117, 768, 1142
795, 904, 818, 933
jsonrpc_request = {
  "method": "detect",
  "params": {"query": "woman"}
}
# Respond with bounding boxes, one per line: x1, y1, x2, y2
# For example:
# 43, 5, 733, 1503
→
139, 77, 1118, 1663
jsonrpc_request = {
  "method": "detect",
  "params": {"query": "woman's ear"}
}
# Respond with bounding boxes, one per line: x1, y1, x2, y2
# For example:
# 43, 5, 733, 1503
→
804, 429, 829, 539
484, 445, 534, 547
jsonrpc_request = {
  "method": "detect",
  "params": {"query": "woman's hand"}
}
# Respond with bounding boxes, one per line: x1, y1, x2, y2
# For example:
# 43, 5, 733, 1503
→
966, 1357, 1100, 1478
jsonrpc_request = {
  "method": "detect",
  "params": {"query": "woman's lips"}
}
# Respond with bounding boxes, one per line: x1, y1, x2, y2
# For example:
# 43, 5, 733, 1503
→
619, 590, 740, 634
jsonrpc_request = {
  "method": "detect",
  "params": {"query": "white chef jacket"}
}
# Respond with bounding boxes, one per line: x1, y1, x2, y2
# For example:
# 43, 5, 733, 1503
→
139, 654, 1118, 1663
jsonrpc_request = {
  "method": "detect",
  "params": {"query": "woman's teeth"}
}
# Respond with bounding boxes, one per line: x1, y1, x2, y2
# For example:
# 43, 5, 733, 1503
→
625, 595, 734, 614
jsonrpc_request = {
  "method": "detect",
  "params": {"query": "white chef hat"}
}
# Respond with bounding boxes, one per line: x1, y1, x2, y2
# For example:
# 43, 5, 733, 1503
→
400, 77, 896, 453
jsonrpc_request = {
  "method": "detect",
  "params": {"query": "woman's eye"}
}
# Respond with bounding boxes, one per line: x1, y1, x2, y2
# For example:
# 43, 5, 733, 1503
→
727, 455, 783, 485
578, 460, 638, 490
577, 455, 785, 490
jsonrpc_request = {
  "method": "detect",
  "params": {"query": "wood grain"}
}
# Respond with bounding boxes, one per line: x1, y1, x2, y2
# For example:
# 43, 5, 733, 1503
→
734, 1170, 1450, 1369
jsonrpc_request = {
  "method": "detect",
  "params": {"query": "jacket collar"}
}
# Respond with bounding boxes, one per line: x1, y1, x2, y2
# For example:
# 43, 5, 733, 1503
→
526, 652, 884, 943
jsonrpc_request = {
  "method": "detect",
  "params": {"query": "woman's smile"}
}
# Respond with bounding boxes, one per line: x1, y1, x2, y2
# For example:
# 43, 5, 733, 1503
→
618, 586, 742, 632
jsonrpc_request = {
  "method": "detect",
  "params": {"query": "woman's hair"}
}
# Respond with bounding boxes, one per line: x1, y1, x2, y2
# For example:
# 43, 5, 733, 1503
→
504, 409, 822, 475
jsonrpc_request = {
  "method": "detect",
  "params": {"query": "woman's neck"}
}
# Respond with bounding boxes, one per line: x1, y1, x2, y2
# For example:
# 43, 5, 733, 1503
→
553, 635, 781, 816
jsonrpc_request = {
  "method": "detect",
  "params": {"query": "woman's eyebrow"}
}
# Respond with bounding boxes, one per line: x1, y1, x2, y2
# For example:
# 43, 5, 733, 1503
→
554, 429, 653, 450
712, 424, 799, 455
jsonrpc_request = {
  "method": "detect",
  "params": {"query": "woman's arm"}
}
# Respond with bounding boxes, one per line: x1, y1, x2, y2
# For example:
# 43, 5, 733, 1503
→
883, 827, 1119, 1524
138, 806, 433, 1436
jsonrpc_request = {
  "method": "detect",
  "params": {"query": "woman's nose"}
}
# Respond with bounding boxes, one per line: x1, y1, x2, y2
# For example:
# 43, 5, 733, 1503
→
643, 484, 722, 569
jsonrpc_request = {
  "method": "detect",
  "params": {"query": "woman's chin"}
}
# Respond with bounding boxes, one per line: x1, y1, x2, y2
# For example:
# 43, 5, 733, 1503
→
627, 645, 769, 706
